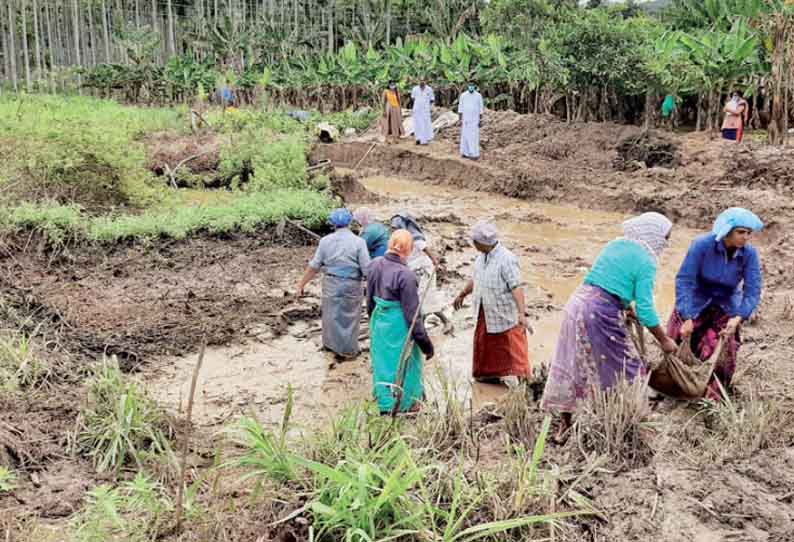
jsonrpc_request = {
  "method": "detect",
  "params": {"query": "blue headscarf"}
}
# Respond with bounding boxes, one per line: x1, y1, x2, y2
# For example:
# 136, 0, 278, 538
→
712, 208, 763, 241
329, 208, 353, 228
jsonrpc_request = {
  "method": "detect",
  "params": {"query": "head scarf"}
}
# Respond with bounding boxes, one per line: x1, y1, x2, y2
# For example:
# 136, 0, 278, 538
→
353, 208, 372, 228
390, 212, 426, 242
712, 208, 763, 242
470, 221, 499, 246
329, 208, 353, 228
621, 212, 673, 260
388, 229, 414, 261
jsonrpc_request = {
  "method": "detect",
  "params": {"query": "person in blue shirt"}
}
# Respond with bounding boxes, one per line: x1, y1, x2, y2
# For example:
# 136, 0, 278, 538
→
353, 208, 389, 259
668, 208, 763, 400
542, 212, 678, 443
297, 208, 371, 361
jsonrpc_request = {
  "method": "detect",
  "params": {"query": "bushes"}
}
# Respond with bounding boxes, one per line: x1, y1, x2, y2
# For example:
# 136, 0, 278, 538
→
0, 94, 181, 209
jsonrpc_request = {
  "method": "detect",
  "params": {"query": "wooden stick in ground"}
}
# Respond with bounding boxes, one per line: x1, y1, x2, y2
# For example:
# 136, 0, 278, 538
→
391, 269, 436, 418
353, 142, 377, 171
286, 218, 322, 241
175, 340, 206, 532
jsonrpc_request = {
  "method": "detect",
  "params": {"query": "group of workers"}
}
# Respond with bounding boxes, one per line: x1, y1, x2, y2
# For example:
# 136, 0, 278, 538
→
297, 205, 764, 438
382, 80, 485, 160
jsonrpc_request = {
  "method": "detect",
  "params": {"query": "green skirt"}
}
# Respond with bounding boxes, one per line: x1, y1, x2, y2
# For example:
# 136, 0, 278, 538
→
370, 296, 423, 413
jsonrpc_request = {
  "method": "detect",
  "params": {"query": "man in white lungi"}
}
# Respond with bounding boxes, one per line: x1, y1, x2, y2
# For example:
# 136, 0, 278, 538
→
411, 80, 435, 145
458, 83, 484, 160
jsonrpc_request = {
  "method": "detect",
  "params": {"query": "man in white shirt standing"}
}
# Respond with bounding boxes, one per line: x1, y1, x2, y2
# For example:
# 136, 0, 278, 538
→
411, 80, 435, 145
458, 82, 484, 160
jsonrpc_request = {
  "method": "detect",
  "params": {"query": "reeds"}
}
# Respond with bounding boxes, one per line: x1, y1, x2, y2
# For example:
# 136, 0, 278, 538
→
572, 377, 654, 469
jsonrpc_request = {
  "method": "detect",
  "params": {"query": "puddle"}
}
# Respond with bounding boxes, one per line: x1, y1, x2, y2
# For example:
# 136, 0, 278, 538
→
149, 174, 699, 428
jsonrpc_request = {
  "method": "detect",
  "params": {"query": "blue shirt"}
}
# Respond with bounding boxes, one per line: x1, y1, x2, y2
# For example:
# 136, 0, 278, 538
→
360, 222, 389, 259
675, 233, 762, 321
309, 228, 371, 280
584, 239, 660, 328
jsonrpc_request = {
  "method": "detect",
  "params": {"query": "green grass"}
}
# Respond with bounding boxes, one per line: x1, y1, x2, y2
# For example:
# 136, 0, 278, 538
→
0, 333, 49, 393
0, 94, 182, 207
3, 189, 332, 245
75, 358, 174, 475
227, 402, 587, 542
0, 466, 17, 493
0, 95, 337, 246
70, 472, 199, 542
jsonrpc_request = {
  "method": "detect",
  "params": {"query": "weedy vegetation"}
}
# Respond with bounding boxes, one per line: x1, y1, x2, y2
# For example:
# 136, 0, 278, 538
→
571, 376, 655, 469
74, 358, 174, 476
0, 466, 17, 493
0, 333, 49, 393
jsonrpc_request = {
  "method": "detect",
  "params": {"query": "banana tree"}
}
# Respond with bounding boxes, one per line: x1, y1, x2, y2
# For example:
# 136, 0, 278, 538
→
678, 18, 763, 129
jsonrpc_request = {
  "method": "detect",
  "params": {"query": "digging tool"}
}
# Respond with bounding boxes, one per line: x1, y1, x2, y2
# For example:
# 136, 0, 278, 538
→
390, 269, 436, 418
353, 143, 377, 171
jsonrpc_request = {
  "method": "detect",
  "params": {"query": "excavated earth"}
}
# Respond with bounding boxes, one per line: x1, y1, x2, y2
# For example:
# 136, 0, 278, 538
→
2, 111, 794, 541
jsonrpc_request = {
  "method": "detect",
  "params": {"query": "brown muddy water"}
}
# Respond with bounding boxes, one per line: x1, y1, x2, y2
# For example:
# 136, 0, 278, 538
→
148, 175, 699, 429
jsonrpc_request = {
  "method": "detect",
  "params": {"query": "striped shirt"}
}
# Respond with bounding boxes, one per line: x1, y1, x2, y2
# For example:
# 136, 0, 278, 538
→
472, 243, 523, 333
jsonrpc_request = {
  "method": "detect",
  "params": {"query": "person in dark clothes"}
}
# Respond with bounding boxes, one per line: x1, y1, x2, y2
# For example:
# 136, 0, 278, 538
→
367, 230, 434, 414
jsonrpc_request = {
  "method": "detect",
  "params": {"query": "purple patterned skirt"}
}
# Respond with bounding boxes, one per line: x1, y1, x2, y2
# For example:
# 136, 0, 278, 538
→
541, 284, 646, 413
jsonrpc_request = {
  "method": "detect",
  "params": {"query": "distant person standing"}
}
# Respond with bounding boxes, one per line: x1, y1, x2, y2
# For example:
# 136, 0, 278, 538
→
411, 80, 435, 145
721, 90, 749, 143
661, 94, 677, 130
382, 81, 404, 142
458, 83, 484, 160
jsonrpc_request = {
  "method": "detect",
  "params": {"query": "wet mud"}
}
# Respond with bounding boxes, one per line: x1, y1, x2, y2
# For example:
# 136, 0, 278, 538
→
3, 113, 794, 541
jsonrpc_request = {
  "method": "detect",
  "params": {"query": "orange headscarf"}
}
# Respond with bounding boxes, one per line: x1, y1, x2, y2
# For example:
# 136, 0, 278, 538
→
388, 229, 414, 261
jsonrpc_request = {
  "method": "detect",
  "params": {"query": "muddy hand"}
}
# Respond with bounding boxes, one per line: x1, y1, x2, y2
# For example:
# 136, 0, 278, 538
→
660, 337, 677, 355
721, 316, 742, 337
680, 319, 694, 338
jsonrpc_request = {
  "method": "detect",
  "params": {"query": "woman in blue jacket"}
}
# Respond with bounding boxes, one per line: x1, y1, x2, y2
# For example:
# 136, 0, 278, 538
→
668, 208, 764, 400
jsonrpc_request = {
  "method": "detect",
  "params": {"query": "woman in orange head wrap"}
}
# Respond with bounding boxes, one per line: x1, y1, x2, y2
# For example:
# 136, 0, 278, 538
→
366, 229, 434, 414
388, 229, 414, 261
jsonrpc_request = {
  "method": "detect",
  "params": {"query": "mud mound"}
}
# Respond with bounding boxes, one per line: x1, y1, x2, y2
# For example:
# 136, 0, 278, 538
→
0, 230, 316, 361
146, 133, 222, 175
2, 155, 130, 213
330, 172, 380, 203
722, 146, 794, 192
614, 131, 680, 170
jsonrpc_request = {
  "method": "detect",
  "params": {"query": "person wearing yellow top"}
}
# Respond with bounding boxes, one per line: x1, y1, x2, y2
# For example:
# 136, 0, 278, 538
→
382, 81, 404, 141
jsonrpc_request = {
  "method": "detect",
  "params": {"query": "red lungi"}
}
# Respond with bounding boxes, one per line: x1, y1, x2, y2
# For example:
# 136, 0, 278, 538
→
473, 308, 531, 379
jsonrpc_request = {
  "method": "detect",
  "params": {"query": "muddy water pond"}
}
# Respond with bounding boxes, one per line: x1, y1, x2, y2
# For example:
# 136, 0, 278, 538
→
149, 175, 699, 430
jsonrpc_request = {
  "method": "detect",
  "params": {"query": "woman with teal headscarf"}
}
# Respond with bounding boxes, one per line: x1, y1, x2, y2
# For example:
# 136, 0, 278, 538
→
353, 208, 390, 259
668, 208, 764, 400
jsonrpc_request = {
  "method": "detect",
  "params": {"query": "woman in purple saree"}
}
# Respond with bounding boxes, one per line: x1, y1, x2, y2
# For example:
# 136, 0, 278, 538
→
542, 212, 678, 442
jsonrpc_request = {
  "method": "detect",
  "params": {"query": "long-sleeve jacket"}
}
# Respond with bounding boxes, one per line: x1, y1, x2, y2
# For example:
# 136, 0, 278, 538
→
366, 253, 434, 357
675, 233, 762, 321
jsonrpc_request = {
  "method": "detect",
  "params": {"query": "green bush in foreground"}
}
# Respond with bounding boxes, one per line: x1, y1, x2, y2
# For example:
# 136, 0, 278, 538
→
228, 406, 583, 542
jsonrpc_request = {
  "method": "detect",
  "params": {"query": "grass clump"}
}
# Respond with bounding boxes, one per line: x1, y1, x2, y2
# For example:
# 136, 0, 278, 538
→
699, 385, 789, 463
0, 334, 49, 393
572, 377, 654, 469
70, 473, 197, 542
3, 189, 334, 245
228, 397, 587, 542
0, 467, 17, 493
75, 358, 173, 475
